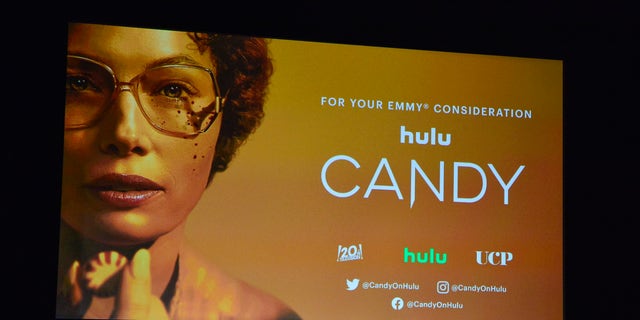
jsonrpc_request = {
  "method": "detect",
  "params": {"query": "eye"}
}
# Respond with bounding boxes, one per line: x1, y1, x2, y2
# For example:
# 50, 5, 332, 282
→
146, 77, 200, 100
67, 75, 101, 93
160, 83, 190, 99
142, 66, 205, 100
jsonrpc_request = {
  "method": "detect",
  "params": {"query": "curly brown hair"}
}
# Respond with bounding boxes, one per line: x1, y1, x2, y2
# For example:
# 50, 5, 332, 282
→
190, 33, 273, 184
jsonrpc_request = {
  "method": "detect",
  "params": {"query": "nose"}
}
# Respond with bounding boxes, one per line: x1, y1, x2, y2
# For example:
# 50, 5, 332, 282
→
98, 85, 151, 156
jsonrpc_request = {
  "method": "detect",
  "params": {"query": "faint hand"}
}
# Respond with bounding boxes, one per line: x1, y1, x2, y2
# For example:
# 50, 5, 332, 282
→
62, 249, 170, 319
112, 248, 170, 320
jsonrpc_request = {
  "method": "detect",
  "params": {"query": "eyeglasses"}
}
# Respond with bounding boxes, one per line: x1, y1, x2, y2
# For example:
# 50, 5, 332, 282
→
65, 55, 223, 137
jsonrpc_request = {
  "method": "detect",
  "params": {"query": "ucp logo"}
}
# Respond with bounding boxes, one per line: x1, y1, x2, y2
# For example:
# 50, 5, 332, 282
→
476, 251, 513, 266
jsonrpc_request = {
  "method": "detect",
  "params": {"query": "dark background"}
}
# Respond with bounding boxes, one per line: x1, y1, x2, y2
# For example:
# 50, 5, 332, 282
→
9, 3, 636, 318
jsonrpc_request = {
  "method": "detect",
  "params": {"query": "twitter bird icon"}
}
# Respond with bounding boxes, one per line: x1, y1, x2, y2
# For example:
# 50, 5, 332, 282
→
346, 278, 360, 291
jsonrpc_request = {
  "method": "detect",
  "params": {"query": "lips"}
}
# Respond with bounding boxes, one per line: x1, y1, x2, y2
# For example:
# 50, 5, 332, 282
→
86, 173, 164, 208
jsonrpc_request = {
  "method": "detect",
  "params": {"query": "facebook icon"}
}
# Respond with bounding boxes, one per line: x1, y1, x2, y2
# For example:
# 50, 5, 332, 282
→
391, 297, 404, 310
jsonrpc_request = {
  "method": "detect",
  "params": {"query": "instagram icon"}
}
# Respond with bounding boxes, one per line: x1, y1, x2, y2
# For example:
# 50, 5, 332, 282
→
437, 281, 449, 294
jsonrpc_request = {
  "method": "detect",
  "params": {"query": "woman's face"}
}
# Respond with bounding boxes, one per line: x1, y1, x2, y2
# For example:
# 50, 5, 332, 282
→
62, 23, 221, 246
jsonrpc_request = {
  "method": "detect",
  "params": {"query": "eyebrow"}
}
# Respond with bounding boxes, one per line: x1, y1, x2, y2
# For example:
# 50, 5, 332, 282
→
145, 55, 208, 69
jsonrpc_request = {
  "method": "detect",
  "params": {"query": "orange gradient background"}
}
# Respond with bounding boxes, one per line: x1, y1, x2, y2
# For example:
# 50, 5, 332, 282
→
186, 38, 563, 319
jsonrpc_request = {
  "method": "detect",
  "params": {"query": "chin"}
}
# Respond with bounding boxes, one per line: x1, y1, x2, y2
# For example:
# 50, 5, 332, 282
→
88, 215, 162, 246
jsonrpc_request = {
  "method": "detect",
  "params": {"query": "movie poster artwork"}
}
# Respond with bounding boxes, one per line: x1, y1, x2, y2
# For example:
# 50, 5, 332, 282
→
61, 24, 562, 319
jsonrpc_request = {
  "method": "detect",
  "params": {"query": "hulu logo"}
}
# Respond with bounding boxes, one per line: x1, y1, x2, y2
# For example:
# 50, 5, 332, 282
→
400, 125, 451, 146
403, 247, 447, 264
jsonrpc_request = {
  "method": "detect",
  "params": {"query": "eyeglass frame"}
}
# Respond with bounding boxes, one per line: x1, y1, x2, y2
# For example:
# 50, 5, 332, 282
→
65, 54, 224, 137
